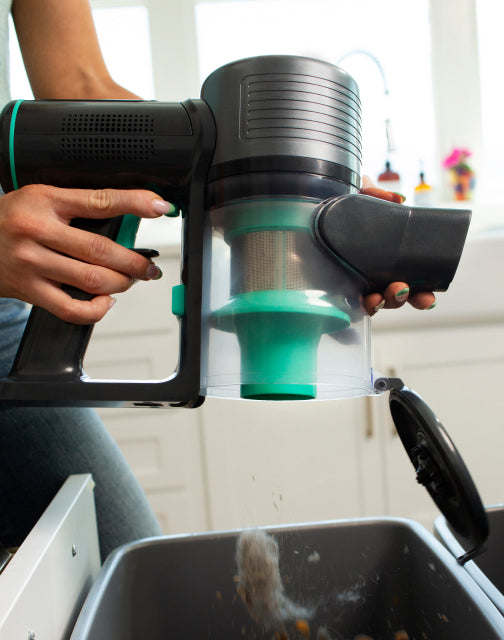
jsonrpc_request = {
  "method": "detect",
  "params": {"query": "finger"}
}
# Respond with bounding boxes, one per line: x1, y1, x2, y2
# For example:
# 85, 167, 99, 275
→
39, 250, 137, 295
409, 291, 436, 310
360, 186, 405, 204
363, 282, 410, 316
49, 186, 176, 222
361, 175, 374, 188
42, 225, 159, 281
362, 292, 385, 316
382, 282, 410, 309
29, 279, 117, 324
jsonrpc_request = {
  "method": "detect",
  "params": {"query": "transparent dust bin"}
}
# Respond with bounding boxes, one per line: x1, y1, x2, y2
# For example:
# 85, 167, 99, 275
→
200, 196, 373, 402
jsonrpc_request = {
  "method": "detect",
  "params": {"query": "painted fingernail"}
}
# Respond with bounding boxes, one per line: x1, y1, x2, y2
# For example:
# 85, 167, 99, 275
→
146, 263, 163, 280
152, 199, 177, 216
392, 192, 406, 204
395, 287, 410, 303
427, 301, 437, 310
373, 300, 386, 313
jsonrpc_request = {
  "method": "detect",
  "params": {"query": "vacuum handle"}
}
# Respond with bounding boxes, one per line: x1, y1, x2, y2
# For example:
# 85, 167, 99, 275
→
8, 217, 153, 380
0, 99, 216, 402
314, 194, 471, 293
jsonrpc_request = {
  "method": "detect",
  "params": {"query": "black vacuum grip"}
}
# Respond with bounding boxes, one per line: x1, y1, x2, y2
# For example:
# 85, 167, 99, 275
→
314, 194, 471, 293
0, 98, 216, 406
9, 216, 125, 381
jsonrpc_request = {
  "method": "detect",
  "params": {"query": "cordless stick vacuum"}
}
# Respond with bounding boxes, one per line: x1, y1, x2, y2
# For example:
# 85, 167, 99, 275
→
0, 55, 471, 408
0, 57, 489, 560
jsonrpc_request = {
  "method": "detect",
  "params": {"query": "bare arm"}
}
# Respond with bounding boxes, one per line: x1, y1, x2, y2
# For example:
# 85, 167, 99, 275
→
11, 0, 138, 99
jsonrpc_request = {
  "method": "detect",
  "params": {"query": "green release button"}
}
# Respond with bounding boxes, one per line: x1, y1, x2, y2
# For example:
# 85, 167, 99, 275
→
171, 284, 186, 317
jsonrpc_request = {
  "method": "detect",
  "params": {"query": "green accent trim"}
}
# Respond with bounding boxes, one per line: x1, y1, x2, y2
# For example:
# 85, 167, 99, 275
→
115, 214, 140, 248
213, 290, 350, 328
9, 100, 23, 190
240, 383, 315, 401
172, 284, 186, 317
224, 200, 313, 240
213, 290, 350, 400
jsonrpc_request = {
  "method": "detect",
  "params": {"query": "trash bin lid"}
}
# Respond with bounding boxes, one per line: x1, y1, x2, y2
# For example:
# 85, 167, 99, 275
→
375, 378, 488, 564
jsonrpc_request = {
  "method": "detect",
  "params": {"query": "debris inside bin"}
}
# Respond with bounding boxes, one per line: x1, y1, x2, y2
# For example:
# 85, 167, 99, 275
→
235, 528, 312, 632
235, 528, 412, 640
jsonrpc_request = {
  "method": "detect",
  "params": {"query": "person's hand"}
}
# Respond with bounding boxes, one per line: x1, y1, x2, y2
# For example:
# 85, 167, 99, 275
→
0, 185, 174, 324
359, 176, 436, 316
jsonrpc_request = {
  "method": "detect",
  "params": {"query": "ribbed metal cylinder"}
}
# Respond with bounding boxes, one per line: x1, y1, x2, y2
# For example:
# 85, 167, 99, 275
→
201, 55, 362, 187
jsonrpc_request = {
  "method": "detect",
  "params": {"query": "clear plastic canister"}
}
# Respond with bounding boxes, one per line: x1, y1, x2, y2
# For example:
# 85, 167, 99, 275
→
200, 194, 374, 401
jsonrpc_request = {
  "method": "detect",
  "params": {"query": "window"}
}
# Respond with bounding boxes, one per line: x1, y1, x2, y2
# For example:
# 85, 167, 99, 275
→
91, 5, 155, 99
476, 0, 504, 205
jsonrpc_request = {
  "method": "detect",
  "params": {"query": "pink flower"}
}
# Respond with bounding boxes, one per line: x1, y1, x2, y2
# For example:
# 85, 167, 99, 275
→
442, 148, 472, 169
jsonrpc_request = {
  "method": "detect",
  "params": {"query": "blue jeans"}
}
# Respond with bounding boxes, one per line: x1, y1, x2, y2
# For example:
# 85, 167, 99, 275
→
0, 298, 162, 560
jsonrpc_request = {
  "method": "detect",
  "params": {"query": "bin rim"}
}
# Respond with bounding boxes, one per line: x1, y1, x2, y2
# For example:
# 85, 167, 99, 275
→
435, 509, 504, 618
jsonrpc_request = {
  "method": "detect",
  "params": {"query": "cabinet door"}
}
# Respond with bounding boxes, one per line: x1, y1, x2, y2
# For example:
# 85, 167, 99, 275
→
200, 395, 384, 530
373, 324, 504, 528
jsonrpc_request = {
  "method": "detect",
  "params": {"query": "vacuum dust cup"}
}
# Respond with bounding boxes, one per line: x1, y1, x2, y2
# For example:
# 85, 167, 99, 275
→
199, 55, 372, 400
201, 195, 373, 400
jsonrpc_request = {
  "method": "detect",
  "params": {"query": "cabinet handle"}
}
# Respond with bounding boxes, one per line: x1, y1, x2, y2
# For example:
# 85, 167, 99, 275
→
365, 395, 374, 438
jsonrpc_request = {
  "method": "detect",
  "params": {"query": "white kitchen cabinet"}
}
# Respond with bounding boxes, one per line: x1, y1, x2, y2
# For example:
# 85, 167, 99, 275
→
372, 323, 504, 528
199, 394, 381, 531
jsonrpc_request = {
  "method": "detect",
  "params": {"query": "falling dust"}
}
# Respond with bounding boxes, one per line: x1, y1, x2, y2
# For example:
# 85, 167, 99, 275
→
235, 528, 410, 640
235, 527, 312, 631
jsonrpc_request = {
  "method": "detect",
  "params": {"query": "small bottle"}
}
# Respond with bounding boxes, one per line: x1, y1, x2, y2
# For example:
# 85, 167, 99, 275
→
414, 171, 433, 206
377, 160, 401, 193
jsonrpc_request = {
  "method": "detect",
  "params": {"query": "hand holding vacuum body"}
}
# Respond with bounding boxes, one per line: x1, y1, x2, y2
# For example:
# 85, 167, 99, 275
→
0, 55, 471, 407
0, 183, 171, 323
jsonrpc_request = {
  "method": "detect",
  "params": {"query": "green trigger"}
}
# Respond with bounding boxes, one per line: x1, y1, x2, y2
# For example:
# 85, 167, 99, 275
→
115, 214, 141, 248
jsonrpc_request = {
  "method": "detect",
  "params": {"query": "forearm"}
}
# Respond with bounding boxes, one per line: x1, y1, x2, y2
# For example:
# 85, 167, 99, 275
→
11, 0, 140, 100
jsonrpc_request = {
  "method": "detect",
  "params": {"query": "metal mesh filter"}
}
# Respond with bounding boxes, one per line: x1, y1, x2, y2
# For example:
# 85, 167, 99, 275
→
230, 230, 311, 295
227, 223, 363, 311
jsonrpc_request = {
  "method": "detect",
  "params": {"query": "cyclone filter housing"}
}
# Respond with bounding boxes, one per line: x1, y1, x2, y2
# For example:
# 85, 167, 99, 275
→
199, 56, 371, 400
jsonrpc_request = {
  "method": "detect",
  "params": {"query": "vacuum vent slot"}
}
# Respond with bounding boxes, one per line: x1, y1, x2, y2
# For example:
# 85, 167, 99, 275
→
60, 113, 155, 134
60, 137, 155, 162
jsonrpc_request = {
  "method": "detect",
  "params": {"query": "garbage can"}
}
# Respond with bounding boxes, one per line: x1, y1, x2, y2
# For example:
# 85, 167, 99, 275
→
435, 505, 504, 617
70, 517, 504, 640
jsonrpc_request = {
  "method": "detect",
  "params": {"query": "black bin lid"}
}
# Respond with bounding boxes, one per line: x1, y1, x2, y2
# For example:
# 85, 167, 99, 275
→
375, 378, 489, 564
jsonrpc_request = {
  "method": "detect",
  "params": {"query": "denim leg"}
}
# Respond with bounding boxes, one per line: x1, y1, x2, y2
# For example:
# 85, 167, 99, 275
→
0, 299, 162, 561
